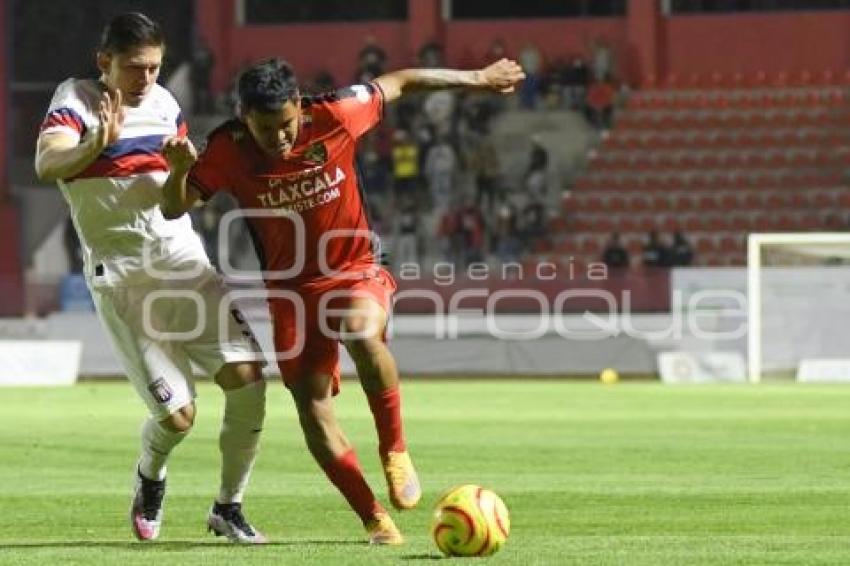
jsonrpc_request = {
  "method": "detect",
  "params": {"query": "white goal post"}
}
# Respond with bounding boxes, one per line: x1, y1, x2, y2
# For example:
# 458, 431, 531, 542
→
747, 232, 850, 383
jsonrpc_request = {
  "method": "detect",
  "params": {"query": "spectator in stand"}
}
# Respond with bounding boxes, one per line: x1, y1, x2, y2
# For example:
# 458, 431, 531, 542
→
418, 41, 444, 67
590, 36, 615, 81
424, 135, 458, 213
585, 76, 616, 131
394, 197, 420, 269
642, 231, 671, 268
602, 232, 630, 268
410, 111, 435, 162
520, 197, 547, 252
561, 56, 590, 110
518, 43, 543, 110
423, 90, 456, 139
313, 70, 337, 93
524, 135, 549, 201
487, 38, 507, 64
359, 131, 389, 198
190, 36, 215, 114
391, 129, 420, 200
670, 231, 694, 266
356, 35, 387, 83
494, 201, 522, 263
437, 203, 460, 264
458, 198, 486, 267
468, 131, 501, 216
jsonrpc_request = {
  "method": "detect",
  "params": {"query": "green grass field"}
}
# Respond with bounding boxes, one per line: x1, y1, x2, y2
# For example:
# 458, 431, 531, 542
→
2, 380, 850, 565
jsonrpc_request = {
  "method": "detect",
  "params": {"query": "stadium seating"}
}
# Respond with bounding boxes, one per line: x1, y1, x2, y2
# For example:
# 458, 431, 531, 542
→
560, 72, 850, 267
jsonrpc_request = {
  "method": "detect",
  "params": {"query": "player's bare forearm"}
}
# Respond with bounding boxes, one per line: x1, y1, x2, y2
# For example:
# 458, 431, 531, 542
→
161, 172, 199, 219
375, 69, 481, 101
374, 59, 525, 103
34, 133, 104, 182
161, 136, 200, 219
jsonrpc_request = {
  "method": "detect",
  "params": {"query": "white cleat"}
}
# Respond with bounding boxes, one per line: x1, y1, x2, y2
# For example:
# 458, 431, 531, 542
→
207, 502, 268, 544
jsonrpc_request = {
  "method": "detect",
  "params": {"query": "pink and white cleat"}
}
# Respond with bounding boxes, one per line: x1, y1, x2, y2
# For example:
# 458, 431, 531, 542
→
129, 469, 165, 541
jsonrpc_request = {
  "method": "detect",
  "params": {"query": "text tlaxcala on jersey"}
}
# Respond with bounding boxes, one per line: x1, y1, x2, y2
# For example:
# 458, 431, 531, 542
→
189, 83, 386, 292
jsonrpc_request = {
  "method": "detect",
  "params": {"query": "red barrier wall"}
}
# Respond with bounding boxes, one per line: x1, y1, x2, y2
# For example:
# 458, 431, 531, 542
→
1, 0, 7, 200
443, 18, 628, 70
0, 206, 24, 316
226, 22, 409, 88
665, 11, 850, 77
196, 2, 850, 93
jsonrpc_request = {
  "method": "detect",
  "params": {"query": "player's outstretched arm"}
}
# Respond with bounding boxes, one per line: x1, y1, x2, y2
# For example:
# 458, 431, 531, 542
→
35, 89, 124, 182
373, 58, 525, 103
161, 136, 200, 219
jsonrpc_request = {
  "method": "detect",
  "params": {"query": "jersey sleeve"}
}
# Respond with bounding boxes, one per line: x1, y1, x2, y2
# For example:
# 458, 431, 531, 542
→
158, 85, 189, 138
40, 79, 92, 143
175, 112, 188, 138
188, 131, 234, 201
329, 82, 385, 140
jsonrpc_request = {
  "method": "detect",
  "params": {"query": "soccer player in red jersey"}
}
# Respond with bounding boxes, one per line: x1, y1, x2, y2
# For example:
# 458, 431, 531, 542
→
163, 57, 524, 544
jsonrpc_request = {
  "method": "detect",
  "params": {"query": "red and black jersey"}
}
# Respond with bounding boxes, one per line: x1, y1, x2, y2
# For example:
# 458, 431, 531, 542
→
189, 83, 385, 290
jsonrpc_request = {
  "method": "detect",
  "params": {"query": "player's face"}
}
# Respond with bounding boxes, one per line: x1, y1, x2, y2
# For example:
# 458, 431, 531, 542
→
97, 45, 163, 107
243, 100, 302, 159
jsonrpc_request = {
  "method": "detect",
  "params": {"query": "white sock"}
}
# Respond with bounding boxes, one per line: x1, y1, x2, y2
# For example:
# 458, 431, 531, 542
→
139, 417, 189, 481
218, 379, 266, 504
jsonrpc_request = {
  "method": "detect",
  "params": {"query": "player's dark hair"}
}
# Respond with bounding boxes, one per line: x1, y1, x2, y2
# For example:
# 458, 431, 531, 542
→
238, 58, 300, 114
99, 12, 164, 55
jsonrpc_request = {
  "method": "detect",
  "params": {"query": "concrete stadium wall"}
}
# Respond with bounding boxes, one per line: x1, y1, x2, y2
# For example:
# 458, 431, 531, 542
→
0, 310, 745, 377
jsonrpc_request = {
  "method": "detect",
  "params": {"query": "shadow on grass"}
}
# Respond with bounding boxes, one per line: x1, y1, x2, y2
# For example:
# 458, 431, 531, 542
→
0, 539, 367, 550
400, 553, 445, 560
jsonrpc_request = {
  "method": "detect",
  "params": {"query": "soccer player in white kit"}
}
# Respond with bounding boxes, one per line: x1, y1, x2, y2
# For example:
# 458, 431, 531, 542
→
34, 13, 267, 544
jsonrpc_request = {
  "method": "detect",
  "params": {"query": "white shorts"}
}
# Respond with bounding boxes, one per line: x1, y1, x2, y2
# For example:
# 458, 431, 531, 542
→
91, 267, 261, 419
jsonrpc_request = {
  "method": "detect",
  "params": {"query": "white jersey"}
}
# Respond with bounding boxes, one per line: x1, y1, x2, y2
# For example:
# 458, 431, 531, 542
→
41, 78, 208, 286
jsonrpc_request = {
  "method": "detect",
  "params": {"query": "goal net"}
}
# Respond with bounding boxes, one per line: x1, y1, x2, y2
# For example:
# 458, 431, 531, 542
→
747, 233, 850, 383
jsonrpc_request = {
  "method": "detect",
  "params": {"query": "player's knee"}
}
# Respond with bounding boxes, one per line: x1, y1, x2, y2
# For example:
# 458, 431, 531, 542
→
215, 361, 264, 391
292, 394, 330, 427
340, 309, 384, 343
343, 335, 382, 362
161, 403, 195, 433
223, 377, 266, 428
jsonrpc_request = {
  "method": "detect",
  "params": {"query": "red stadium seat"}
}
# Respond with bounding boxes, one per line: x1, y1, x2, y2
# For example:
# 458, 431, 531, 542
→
719, 236, 739, 253
696, 237, 716, 254
608, 196, 626, 212
661, 216, 681, 232
718, 193, 738, 210
580, 237, 602, 256
620, 217, 638, 233
652, 195, 672, 212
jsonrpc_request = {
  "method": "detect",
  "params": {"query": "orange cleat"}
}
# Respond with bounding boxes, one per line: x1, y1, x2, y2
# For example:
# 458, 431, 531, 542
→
365, 512, 404, 545
381, 451, 421, 510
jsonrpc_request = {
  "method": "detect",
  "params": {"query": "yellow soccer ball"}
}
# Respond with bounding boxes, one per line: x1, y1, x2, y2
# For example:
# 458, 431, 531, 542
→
431, 484, 510, 557
599, 367, 619, 384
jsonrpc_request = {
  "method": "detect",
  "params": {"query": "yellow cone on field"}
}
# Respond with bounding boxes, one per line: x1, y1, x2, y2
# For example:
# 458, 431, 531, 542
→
599, 368, 619, 384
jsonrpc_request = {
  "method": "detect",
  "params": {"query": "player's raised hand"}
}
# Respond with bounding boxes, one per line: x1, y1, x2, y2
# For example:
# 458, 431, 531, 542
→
161, 136, 198, 173
480, 59, 526, 94
97, 88, 125, 148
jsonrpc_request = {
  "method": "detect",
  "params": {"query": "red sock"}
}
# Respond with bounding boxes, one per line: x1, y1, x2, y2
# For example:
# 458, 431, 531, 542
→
367, 387, 406, 455
320, 449, 383, 523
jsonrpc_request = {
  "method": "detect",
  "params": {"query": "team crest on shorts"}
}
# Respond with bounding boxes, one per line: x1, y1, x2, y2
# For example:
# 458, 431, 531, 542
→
148, 378, 174, 404
304, 142, 328, 165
